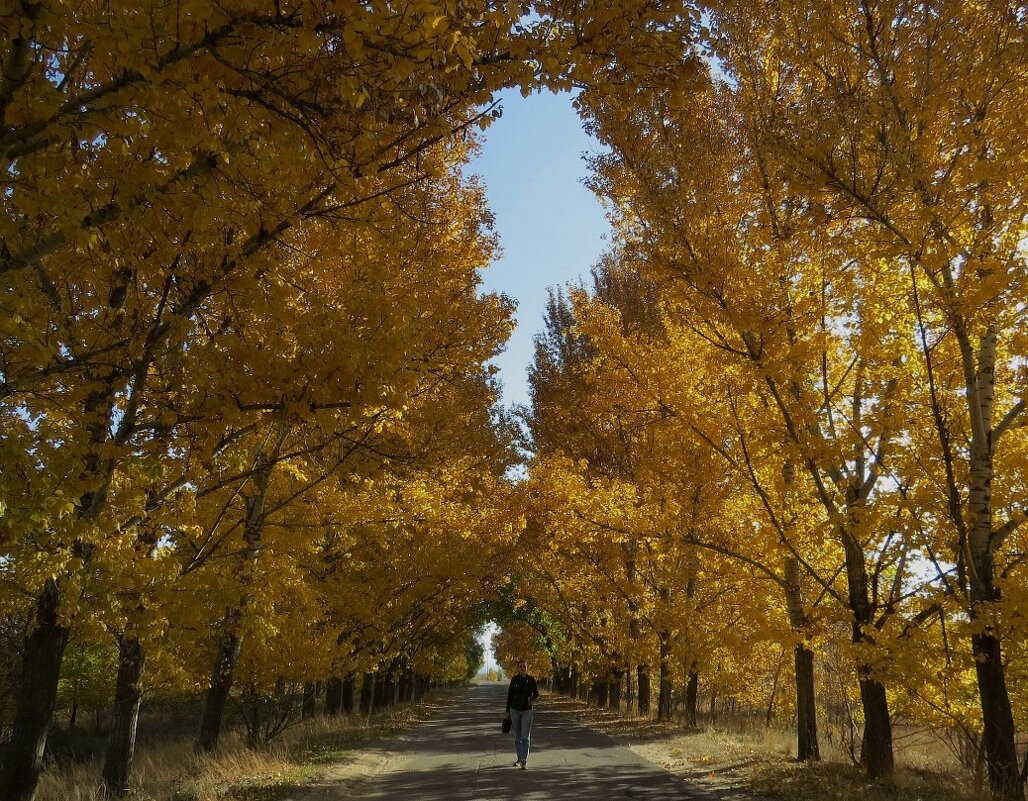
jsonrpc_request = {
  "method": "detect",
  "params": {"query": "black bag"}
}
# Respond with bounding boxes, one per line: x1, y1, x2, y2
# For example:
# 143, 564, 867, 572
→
501, 716, 512, 734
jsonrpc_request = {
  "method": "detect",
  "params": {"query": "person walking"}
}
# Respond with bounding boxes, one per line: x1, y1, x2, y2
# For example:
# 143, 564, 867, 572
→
505, 659, 539, 769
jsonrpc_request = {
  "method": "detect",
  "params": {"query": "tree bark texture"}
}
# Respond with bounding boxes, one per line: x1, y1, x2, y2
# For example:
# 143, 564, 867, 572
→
101, 636, 147, 797
843, 530, 894, 778
685, 667, 699, 728
794, 644, 820, 762
0, 579, 71, 801
637, 663, 651, 716
858, 672, 893, 778
973, 630, 1023, 800
195, 610, 245, 753
961, 329, 1025, 801
784, 556, 820, 761
658, 635, 672, 722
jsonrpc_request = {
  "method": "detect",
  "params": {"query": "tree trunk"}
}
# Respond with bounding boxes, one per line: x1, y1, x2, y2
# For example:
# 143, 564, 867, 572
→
386, 659, 401, 706
302, 682, 319, 718
794, 644, 820, 762
960, 330, 1025, 801
857, 672, 893, 778
784, 556, 820, 761
609, 668, 623, 710
685, 666, 699, 728
843, 530, 894, 778
325, 677, 343, 716
194, 457, 271, 753
342, 674, 355, 713
637, 663, 651, 716
657, 635, 672, 722
373, 671, 387, 710
195, 609, 245, 753
766, 654, 782, 727
596, 679, 608, 707
101, 636, 147, 798
551, 662, 565, 694
0, 579, 71, 801
405, 667, 417, 702
973, 630, 1023, 800
359, 672, 374, 714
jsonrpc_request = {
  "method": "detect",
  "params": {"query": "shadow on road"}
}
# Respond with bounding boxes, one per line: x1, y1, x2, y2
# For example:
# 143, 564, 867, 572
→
343, 683, 738, 801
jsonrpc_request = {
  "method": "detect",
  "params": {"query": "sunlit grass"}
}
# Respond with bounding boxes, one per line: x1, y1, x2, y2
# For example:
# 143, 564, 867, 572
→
751, 761, 976, 801
549, 694, 981, 801
34, 694, 445, 801
37, 688, 983, 801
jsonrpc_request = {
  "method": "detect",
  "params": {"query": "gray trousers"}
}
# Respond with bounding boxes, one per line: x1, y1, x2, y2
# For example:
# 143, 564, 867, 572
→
510, 708, 534, 763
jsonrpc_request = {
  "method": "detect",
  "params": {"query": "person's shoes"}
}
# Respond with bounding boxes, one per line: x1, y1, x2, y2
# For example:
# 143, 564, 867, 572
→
513, 761, 520, 767
520, 762, 526, 769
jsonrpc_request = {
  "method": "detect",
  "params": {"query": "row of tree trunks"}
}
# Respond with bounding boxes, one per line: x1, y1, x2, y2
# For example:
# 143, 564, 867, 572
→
326, 666, 429, 716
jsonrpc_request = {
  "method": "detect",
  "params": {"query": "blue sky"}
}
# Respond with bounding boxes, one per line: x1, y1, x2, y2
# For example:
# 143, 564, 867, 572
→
472, 88, 610, 410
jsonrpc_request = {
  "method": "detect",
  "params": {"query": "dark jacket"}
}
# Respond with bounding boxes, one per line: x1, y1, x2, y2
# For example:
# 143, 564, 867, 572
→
506, 674, 539, 712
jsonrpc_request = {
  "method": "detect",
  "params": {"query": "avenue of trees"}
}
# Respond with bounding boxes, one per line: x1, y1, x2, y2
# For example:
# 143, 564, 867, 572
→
2, 2, 1027, 801
505, 5, 1028, 801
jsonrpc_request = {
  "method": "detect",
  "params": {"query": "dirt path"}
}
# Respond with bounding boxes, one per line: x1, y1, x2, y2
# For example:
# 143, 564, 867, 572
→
292, 682, 759, 801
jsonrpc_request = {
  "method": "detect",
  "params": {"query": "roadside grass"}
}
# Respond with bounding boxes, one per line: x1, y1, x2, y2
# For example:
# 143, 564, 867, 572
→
34, 690, 458, 801
546, 694, 981, 801
751, 761, 976, 801
37, 686, 982, 801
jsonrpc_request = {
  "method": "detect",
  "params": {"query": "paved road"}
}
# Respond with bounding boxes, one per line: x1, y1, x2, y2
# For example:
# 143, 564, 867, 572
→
336, 682, 717, 801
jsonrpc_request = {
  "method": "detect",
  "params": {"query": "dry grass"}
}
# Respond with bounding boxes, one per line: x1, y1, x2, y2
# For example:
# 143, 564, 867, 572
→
547, 695, 982, 801
34, 691, 459, 801
750, 761, 977, 801
39, 688, 984, 801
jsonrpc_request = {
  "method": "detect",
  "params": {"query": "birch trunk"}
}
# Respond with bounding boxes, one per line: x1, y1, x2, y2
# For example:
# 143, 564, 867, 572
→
963, 326, 1023, 801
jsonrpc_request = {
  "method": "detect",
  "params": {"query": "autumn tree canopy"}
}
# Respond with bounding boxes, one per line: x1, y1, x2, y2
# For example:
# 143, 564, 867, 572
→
3, 2, 1028, 801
